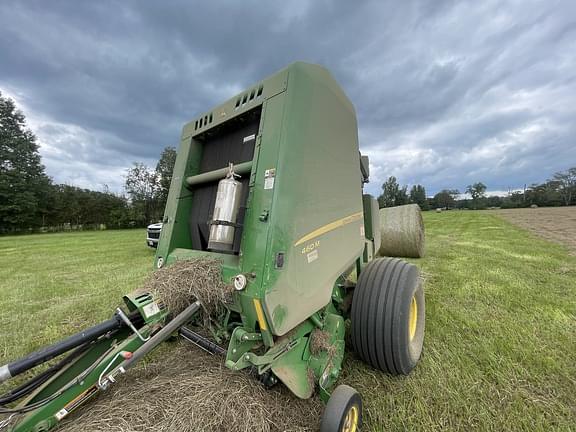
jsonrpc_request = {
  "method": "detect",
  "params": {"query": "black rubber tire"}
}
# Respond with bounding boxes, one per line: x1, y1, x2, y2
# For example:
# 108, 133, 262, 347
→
320, 385, 362, 432
351, 257, 425, 375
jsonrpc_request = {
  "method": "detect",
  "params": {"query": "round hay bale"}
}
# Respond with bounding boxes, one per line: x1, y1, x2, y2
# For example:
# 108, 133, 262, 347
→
377, 204, 425, 258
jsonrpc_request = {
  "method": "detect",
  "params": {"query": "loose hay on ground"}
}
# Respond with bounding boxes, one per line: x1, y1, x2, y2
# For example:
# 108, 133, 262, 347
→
142, 258, 233, 320
58, 343, 322, 432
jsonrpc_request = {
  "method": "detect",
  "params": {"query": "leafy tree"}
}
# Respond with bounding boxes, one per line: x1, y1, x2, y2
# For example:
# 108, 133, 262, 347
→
41, 184, 129, 228
525, 181, 562, 207
396, 185, 409, 206
378, 176, 408, 208
0, 90, 51, 232
485, 195, 503, 208
466, 182, 487, 209
553, 167, 576, 206
433, 189, 459, 209
409, 184, 429, 210
155, 146, 177, 210
125, 163, 160, 224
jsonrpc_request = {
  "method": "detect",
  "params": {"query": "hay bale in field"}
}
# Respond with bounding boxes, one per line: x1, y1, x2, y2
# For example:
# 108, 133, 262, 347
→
142, 258, 233, 321
377, 204, 425, 258
58, 343, 322, 432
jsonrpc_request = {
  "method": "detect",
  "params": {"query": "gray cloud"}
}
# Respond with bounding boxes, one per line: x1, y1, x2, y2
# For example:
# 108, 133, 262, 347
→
0, 0, 574, 195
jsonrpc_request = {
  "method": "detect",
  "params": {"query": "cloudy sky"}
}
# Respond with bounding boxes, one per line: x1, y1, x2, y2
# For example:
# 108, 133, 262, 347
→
0, 0, 574, 196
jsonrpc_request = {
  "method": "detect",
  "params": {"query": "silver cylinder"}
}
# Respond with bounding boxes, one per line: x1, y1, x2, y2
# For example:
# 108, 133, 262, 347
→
208, 168, 243, 252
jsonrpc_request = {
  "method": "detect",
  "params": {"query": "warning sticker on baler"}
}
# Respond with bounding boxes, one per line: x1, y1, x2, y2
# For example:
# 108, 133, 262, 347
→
264, 168, 276, 190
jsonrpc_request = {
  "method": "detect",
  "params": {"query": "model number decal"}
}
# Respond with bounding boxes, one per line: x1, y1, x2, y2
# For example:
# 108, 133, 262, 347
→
301, 240, 320, 255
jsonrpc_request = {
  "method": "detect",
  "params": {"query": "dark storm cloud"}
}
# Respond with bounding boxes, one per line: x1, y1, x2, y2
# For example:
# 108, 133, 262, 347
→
0, 0, 574, 194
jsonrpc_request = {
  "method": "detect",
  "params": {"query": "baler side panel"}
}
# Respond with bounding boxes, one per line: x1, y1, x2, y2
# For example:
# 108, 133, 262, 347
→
262, 63, 365, 336
237, 91, 288, 329
156, 134, 201, 261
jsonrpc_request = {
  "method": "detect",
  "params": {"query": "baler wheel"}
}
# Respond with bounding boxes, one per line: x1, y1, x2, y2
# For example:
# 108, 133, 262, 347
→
320, 384, 362, 432
351, 257, 425, 375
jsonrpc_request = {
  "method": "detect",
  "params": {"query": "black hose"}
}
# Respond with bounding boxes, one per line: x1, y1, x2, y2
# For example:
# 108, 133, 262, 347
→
179, 326, 226, 355
0, 341, 93, 406
0, 310, 143, 384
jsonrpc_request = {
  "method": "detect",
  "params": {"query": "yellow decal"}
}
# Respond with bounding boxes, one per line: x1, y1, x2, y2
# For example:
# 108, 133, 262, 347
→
253, 299, 268, 331
301, 240, 320, 254
294, 211, 363, 247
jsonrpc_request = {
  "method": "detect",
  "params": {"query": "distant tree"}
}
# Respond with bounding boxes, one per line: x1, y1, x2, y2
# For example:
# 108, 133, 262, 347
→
0, 90, 52, 232
466, 182, 487, 200
378, 176, 409, 208
485, 195, 503, 208
466, 182, 487, 209
433, 189, 459, 209
501, 191, 524, 209
45, 184, 130, 228
125, 163, 160, 224
553, 167, 576, 206
396, 185, 409, 206
378, 176, 399, 208
525, 181, 562, 207
409, 184, 429, 210
155, 146, 177, 210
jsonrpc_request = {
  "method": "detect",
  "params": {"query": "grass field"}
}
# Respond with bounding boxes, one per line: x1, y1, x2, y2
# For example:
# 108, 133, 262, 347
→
1, 212, 575, 431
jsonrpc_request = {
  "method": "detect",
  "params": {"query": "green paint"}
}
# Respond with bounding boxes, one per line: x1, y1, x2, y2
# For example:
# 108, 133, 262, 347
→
8, 63, 377, 431
10, 308, 168, 432
152, 62, 372, 401
272, 304, 287, 328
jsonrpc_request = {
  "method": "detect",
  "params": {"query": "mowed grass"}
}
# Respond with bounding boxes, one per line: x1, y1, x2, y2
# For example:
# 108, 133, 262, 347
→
0, 230, 155, 364
1, 213, 575, 431
344, 212, 576, 431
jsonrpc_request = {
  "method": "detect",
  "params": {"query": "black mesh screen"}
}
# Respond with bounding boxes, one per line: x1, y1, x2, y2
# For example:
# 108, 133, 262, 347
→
188, 107, 261, 253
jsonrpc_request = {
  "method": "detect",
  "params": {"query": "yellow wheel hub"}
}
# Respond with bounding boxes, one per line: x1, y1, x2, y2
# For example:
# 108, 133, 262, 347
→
342, 405, 359, 432
409, 296, 418, 341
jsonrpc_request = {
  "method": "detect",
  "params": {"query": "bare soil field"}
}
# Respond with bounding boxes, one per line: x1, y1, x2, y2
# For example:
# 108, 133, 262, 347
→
496, 207, 576, 254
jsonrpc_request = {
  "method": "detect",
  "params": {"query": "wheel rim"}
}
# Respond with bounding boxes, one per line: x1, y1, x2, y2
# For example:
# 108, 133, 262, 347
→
342, 405, 359, 432
409, 296, 418, 341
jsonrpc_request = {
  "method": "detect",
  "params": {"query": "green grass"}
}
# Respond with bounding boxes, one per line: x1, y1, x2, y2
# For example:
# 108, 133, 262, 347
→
1, 214, 575, 431
344, 212, 576, 431
0, 230, 155, 363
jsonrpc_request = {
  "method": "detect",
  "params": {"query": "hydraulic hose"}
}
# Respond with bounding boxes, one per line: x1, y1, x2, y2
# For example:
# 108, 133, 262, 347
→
0, 310, 142, 384
0, 342, 91, 406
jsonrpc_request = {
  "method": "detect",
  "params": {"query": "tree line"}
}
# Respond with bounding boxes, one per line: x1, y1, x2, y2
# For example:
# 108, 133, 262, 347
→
377, 169, 576, 211
0, 90, 175, 234
2, 89, 574, 233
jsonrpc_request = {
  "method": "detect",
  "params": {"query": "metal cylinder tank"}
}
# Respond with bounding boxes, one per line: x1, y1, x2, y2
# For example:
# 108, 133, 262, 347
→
208, 164, 243, 252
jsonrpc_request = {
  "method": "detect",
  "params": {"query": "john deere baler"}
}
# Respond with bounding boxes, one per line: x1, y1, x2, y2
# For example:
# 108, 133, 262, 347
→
1, 62, 425, 432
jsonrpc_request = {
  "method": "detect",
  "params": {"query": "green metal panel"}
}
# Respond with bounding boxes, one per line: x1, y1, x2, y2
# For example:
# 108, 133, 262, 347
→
362, 194, 381, 254
11, 327, 152, 432
157, 62, 364, 338
260, 63, 365, 335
